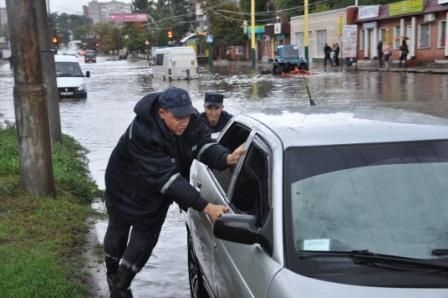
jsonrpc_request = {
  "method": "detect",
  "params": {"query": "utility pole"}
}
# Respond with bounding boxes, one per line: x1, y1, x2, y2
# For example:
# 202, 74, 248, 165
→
37, 0, 62, 143
251, 0, 256, 69
6, 0, 56, 196
304, 0, 309, 66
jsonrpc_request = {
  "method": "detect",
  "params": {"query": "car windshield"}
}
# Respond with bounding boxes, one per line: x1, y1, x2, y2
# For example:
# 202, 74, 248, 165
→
55, 62, 83, 77
282, 46, 298, 58
285, 140, 448, 270
85, 52, 96, 58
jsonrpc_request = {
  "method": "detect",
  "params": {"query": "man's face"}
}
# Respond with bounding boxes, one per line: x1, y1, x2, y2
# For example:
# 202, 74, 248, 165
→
204, 104, 223, 126
159, 108, 190, 136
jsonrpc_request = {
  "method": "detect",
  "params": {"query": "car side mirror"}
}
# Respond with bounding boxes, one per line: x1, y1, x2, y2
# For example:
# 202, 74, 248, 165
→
85, 71, 90, 78
214, 214, 271, 254
214, 214, 258, 244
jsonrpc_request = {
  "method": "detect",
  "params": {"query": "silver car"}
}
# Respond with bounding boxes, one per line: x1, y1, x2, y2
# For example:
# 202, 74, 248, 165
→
186, 107, 448, 298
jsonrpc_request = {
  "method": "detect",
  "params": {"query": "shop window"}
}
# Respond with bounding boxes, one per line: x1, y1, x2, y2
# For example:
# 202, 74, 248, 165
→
418, 23, 430, 49
360, 30, 364, 51
393, 26, 400, 49
439, 21, 446, 48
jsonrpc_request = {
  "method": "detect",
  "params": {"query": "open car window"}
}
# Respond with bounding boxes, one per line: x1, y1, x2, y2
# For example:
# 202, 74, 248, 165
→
211, 123, 251, 195
229, 136, 271, 227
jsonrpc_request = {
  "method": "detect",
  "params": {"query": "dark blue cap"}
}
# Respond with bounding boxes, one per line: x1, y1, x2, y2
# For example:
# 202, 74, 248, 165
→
158, 87, 195, 117
204, 92, 224, 107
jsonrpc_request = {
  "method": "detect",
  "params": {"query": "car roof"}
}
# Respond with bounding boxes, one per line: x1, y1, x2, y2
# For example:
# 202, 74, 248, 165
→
238, 107, 448, 147
154, 46, 195, 54
54, 54, 79, 62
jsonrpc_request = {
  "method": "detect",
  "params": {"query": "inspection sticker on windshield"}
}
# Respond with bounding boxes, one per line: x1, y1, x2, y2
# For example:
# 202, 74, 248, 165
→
303, 239, 330, 251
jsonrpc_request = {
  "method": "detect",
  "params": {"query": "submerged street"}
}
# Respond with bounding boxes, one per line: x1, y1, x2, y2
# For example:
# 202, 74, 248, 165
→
1, 57, 448, 297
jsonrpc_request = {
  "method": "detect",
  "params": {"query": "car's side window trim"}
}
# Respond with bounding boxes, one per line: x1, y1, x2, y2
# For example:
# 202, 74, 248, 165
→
227, 133, 272, 224
225, 130, 257, 200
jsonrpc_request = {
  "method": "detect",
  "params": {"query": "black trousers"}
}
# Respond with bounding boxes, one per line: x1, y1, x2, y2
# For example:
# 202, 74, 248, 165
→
104, 209, 161, 273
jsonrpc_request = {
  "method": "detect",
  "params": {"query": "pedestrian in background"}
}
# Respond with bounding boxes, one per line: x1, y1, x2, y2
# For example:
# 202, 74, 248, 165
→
399, 39, 409, 67
103, 87, 245, 297
323, 43, 333, 69
333, 43, 340, 67
200, 93, 233, 133
383, 44, 392, 69
377, 40, 384, 67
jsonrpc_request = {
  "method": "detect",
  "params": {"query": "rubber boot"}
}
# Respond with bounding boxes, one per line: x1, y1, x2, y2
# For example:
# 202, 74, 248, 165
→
105, 256, 119, 292
110, 265, 136, 298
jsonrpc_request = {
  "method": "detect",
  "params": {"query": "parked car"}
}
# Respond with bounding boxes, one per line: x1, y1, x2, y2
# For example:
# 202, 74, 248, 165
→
84, 49, 96, 63
152, 46, 198, 81
186, 107, 448, 298
54, 54, 89, 98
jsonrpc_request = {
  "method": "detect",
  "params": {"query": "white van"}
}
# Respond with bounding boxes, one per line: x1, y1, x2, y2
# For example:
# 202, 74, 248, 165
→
152, 47, 198, 80
54, 54, 90, 98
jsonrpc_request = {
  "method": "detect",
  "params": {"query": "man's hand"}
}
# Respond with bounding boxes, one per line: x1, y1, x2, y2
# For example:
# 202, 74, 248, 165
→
203, 203, 229, 223
226, 143, 246, 167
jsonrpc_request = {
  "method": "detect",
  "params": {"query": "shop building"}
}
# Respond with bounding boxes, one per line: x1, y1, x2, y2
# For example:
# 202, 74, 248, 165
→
354, 0, 448, 65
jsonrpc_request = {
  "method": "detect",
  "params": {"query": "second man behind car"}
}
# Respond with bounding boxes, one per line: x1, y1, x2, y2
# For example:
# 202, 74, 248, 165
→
200, 93, 233, 133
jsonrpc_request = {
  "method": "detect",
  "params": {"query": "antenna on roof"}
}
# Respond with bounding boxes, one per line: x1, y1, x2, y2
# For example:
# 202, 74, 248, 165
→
302, 75, 316, 106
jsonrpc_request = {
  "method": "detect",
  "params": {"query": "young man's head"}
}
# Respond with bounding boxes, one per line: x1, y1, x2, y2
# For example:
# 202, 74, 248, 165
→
158, 87, 195, 136
203, 93, 224, 127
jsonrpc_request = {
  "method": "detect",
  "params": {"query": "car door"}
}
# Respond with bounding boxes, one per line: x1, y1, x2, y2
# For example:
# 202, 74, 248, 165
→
212, 135, 280, 298
188, 123, 252, 294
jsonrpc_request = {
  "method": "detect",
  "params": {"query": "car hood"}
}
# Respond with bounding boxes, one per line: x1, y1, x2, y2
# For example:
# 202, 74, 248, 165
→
268, 268, 448, 298
56, 77, 85, 88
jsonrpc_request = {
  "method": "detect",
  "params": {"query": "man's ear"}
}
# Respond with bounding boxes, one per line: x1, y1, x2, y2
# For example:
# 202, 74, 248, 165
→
159, 108, 167, 120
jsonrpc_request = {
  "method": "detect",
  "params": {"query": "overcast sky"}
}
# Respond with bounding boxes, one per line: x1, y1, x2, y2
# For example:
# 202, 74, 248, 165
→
0, 0, 132, 15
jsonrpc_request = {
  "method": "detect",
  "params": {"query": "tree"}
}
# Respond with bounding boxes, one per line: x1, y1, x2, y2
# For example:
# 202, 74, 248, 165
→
209, 1, 247, 48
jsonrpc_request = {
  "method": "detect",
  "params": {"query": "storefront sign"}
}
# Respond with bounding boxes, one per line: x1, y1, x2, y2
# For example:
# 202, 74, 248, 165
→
389, 0, 424, 17
362, 21, 377, 29
274, 23, 281, 34
342, 25, 358, 57
358, 6, 380, 20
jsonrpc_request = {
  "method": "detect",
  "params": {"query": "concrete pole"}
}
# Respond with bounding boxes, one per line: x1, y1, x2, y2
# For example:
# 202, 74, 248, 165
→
445, 12, 448, 57
36, 0, 62, 143
250, 0, 256, 69
6, 0, 56, 196
304, 0, 309, 65
411, 16, 416, 57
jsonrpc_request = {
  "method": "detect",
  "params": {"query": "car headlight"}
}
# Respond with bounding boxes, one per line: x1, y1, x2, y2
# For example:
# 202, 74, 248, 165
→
77, 84, 86, 91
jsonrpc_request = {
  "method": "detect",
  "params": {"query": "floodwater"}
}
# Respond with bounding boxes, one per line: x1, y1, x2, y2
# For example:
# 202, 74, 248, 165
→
1, 57, 448, 297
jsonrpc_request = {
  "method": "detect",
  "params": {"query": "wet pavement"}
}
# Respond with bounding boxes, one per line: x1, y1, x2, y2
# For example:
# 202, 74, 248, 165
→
1, 57, 448, 297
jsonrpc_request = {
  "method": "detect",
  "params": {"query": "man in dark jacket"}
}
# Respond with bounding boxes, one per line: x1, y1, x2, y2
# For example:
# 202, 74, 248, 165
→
200, 92, 233, 133
104, 87, 245, 297
323, 42, 333, 69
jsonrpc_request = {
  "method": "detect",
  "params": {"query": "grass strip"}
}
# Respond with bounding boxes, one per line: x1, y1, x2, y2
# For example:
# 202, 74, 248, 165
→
0, 126, 103, 297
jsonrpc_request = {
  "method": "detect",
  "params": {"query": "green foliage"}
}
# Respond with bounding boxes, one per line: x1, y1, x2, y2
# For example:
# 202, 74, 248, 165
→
0, 128, 19, 176
210, 2, 247, 47
51, 13, 92, 45
0, 248, 86, 297
53, 134, 103, 203
0, 126, 101, 297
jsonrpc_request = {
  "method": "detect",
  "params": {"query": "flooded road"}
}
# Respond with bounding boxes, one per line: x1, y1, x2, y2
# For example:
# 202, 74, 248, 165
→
1, 57, 448, 297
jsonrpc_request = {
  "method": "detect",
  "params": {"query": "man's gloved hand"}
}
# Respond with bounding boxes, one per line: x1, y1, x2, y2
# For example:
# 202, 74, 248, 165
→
226, 143, 246, 167
203, 203, 229, 223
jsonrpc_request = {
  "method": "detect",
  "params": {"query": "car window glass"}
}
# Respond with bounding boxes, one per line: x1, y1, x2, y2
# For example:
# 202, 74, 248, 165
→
212, 123, 250, 194
156, 54, 164, 65
230, 140, 270, 226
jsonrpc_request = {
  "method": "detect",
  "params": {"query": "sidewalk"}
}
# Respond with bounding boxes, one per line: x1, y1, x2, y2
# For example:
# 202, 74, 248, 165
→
353, 60, 448, 74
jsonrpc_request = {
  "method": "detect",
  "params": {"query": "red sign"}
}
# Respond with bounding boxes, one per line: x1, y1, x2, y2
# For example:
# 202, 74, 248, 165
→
109, 13, 148, 23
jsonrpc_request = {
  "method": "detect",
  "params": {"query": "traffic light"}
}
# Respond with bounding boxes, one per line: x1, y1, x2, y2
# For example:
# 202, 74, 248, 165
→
51, 36, 59, 45
167, 31, 173, 39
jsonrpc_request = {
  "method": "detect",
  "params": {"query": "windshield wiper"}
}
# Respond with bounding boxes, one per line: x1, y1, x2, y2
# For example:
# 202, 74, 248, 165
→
432, 249, 448, 256
298, 250, 448, 271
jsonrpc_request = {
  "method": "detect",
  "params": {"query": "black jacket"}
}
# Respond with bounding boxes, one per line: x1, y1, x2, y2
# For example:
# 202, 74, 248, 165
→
199, 110, 233, 133
105, 92, 230, 228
